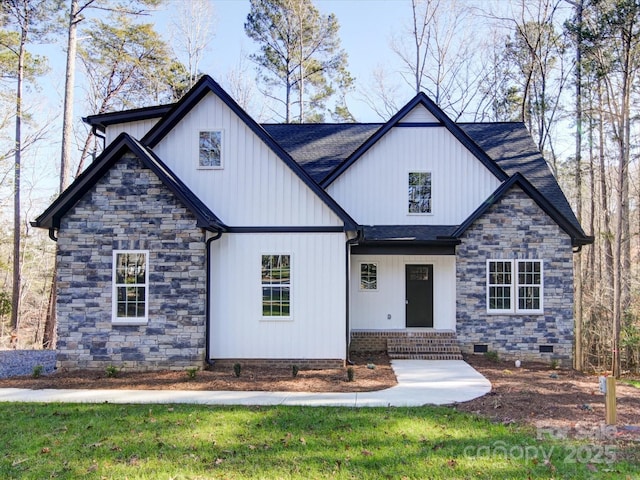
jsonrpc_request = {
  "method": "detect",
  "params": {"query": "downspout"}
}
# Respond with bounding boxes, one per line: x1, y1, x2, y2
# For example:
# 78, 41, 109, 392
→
48, 228, 58, 242
92, 125, 106, 150
205, 228, 223, 367
345, 229, 362, 366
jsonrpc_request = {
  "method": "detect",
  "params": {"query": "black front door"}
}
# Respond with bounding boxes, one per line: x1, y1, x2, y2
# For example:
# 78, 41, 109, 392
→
405, 264, 434, 327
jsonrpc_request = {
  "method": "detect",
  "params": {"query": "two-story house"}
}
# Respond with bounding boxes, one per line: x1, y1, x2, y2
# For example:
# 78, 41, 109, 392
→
33, 75, 592, 370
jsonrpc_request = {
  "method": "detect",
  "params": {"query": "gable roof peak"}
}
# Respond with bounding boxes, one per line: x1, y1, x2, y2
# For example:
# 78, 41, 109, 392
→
321, 91, 508, 188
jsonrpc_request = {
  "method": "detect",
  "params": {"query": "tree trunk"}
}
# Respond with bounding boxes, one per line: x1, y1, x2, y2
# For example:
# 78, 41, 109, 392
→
573, 0, 584, 371
60, 0, 80, 193
10, 24, 27, 339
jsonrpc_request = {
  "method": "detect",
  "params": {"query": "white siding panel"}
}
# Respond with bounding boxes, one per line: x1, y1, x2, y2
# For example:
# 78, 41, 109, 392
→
105, 119, 161, 144
328, 127, 502, 225
210, 233, 346, 359
399, 105, 438, 123
350, 255, 456, 330
152, 92, 342, 227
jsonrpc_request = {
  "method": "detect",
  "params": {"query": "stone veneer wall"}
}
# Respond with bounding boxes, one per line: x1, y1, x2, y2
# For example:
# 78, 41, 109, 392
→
56, 154, 207, 370
456, 187, 575, 365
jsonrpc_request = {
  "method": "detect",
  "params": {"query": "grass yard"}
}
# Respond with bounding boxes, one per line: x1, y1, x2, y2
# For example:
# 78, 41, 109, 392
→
0, 403, 635, 479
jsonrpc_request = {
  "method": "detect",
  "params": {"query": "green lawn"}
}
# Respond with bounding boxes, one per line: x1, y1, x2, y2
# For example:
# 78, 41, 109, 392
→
0, 403, 633, 479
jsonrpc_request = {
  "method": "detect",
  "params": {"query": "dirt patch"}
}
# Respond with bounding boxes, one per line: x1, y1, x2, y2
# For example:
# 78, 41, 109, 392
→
457, 355, 640, 462
0, 353, 396, 393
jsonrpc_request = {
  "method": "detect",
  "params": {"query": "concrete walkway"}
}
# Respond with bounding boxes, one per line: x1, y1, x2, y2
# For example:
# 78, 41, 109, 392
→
0, 360, 491, 407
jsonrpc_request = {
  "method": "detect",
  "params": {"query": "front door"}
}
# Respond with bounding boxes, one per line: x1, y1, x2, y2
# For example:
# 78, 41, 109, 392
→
405, 264, 434, 327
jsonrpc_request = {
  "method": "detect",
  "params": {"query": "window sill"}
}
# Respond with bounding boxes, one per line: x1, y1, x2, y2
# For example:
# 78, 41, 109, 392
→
260, 317, 294, 322
197, 166, 224, 170
112, 319, 148, 326
486, 311, 544, 316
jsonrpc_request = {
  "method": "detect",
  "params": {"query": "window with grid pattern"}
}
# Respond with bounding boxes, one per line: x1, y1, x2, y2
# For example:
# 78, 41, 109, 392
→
261, 255, 291, 317
486, 259, 543, 314
113, 251, 148, 324
360, 263, 377, 290
408, 172, 432, 214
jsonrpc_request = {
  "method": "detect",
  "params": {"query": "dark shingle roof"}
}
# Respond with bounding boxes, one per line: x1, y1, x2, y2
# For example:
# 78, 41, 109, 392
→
262, 124, 379, 183
264, 121, 587, 241
458, 122, 586, 237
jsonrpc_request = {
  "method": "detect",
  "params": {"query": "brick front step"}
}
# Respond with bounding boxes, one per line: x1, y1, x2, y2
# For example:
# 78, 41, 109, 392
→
389, 353, 464, 360
350, 330, 463, 360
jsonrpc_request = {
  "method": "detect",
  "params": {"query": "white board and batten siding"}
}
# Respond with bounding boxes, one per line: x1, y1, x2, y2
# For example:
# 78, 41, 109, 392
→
399, 106, 439, 123
350, 255, 456, 331
328, 122, 502, 226
210, 233, 346, 360
105, 118, 161, 145
152, 92, 342, 228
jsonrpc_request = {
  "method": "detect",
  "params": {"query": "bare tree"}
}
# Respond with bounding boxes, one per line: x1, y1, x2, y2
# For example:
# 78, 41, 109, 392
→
170, 0, 215, 88
1, 0, 58, 340
358, 65, 402, 121
391, 0, 491, 119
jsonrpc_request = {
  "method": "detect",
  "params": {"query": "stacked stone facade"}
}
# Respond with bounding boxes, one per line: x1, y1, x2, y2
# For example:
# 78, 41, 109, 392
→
56, 154, 207, 370
456, 186, 575, 365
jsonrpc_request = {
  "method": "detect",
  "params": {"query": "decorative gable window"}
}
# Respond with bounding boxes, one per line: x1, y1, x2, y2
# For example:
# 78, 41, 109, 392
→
487, 259, 543, 314
360, 263, 378, 290
408, 172, 432, 214
198, 130, 223, 168
261, 254, 291, 318
113, 251, 148, 324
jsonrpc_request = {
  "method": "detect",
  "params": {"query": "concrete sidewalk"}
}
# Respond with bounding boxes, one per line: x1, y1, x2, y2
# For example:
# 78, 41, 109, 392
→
0, 360, 491, 407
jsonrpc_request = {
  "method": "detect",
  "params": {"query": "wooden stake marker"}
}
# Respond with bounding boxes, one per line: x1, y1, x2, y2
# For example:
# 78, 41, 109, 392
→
600, 376, 617, 425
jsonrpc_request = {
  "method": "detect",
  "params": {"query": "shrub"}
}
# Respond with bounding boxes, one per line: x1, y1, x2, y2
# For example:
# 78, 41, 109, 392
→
32, 365, 44, 378
233, 363, 242, 378
186, 367, 199, 380
292, 365, 299, 378
550, 359, 559, 370
484, 351, 499, 363
346, 366, 355, 382
105, 365, 119, 378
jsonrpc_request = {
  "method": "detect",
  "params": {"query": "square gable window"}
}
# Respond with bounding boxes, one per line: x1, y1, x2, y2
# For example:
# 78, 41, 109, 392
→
408, 172, 432, 214
198, 130, 223, 169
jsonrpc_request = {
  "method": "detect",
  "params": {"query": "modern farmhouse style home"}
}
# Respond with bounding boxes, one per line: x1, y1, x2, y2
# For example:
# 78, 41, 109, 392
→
34, 75, 592, 370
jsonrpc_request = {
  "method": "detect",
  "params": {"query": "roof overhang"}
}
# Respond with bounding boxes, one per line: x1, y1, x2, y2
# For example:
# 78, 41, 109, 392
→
32, 133, 227, 234
351, 225, 460, 255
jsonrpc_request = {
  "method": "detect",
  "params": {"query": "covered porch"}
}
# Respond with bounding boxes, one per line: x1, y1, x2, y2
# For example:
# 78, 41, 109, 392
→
348, 226, 462, 360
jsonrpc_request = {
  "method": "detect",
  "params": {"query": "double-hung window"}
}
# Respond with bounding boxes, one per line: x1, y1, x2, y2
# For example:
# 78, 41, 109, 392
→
487, 259, 543, 314
261, 255, 291, 318
113, 251, 148, 324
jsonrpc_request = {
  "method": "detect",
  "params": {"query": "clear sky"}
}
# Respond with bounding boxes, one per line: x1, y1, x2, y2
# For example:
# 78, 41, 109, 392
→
15, 0, 574, 213
151, 0, 414, 121
20, 0, 415, 209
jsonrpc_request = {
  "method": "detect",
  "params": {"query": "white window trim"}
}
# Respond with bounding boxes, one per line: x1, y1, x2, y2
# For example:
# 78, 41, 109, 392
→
260, 253, 293, 321
486, 259, 544, 315
359, 262, 379, 292
407, 170, 433, 216
197, 128, 224, 170
112, 250, 149, 325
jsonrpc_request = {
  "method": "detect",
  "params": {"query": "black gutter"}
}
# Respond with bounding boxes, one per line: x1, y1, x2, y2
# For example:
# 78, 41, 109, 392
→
345, 229, 362, 366
205, 229, 223, 367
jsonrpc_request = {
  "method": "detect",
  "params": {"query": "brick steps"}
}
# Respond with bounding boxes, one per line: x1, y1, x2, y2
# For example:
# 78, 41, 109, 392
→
386, 333, 463, 361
